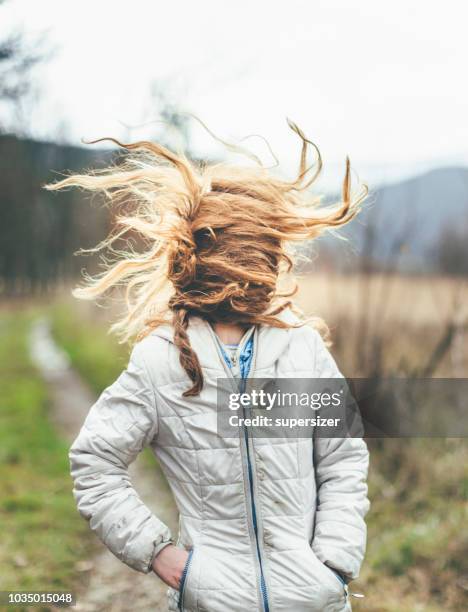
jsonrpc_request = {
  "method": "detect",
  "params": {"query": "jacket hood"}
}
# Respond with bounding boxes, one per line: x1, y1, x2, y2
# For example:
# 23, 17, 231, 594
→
149, 309, 302, 370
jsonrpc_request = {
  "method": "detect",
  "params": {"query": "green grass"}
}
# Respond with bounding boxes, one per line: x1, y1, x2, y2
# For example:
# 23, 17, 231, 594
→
0, 310, 94, 602
49, 301, 156, 468
359, 438, 468, 610
49, 303, 129, 394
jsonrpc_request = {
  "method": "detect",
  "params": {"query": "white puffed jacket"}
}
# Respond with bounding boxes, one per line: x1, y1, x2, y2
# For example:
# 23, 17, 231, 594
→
69, 311, 370, 611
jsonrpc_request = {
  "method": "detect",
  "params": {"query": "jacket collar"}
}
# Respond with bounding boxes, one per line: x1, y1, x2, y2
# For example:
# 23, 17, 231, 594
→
150, 309, 301, 371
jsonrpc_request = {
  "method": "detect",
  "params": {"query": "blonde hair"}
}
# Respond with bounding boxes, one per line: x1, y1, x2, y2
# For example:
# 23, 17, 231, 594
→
45, 121, 367, 395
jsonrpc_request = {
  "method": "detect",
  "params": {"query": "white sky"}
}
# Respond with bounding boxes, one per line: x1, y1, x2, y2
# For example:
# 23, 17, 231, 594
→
2, 0, 468, 187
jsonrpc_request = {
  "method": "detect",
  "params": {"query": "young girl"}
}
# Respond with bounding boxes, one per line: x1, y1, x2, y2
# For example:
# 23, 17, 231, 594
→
47, 123, 369, 612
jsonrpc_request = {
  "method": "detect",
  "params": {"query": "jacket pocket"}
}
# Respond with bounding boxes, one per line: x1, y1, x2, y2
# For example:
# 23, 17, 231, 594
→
309, 550, 347, 601
178, 548, 194, 611
327, 566, 347, 589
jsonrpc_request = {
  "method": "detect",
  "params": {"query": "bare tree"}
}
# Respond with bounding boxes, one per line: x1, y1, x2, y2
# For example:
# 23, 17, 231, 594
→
435, 219, 468, 276
0, 0, 45, 133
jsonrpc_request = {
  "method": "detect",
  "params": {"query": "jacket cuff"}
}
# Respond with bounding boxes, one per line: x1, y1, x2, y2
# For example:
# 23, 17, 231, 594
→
120, 518, 172, 574
312, 543, 362, 582
148, 538, 174, 572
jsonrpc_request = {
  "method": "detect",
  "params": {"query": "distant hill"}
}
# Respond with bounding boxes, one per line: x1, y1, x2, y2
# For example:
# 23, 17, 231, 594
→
316, 166, 468, 273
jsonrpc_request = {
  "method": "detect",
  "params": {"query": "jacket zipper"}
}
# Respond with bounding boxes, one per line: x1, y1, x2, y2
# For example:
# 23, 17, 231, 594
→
210, 325, 270, 612
241, 392, 270, 612
178, 548, 194, 611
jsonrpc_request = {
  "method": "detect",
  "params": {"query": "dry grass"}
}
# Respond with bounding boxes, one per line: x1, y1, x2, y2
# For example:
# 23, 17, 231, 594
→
296, 274, 468, 377
296, 273, 468, 327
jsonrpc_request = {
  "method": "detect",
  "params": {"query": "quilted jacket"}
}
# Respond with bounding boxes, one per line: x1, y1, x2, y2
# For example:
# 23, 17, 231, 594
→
69, 311, 370, 611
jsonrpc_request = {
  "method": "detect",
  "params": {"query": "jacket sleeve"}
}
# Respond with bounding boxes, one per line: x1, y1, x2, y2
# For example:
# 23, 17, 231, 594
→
69, 341, 172, 573
311, 331, 370, 582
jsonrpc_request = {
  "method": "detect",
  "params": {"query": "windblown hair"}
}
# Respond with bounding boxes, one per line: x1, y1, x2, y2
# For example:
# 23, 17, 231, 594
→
45, 121, 367, 396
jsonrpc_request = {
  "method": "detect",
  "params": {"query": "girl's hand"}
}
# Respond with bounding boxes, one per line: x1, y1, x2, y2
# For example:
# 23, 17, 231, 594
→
152, 544, 189, 590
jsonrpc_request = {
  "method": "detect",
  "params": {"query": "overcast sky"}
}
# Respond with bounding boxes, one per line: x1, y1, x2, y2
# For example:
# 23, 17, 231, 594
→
2, 0, 468, 187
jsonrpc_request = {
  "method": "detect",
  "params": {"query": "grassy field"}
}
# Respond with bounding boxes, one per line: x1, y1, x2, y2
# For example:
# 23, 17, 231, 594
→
47, 284, 468, 611
49, 302, 129, 395
296, 274, 468, 377
49, 301, 157, 470
0, 309, 94, 604
296, 273, 468, 327
362, 438, 468, 610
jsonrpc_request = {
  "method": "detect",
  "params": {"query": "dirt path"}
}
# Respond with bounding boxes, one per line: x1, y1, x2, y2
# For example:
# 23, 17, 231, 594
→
30, 318, 178, 612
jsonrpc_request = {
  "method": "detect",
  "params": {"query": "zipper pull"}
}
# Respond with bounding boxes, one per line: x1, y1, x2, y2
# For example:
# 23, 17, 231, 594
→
231, 353, 238, 367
